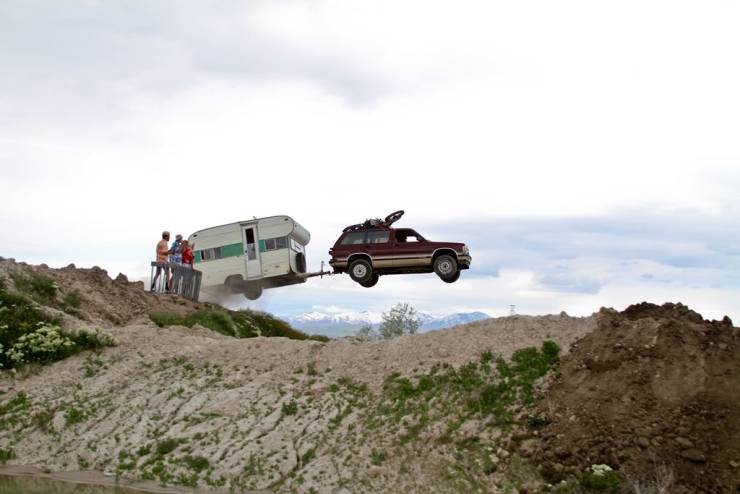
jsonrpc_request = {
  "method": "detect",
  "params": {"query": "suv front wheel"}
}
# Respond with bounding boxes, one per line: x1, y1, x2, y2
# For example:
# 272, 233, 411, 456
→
433, 254, 458, 281
348, 258, 373, 283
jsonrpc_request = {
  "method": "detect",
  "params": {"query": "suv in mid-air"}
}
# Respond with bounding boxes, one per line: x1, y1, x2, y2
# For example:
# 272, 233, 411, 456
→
328, 211, 471, 287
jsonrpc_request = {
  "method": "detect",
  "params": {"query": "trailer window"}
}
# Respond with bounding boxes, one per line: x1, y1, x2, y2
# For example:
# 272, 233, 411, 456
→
341, 232, 366, 245
264, 236, 289, 252
200, 246, 224, 261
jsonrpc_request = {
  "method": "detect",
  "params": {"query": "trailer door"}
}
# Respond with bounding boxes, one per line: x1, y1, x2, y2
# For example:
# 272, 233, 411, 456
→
242, 224, 262, 279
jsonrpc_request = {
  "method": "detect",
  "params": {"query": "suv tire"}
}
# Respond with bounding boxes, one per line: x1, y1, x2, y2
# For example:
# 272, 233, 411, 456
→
360, 274, 379, 288
433, 254, 458, 281
349, 258, 373, 283
441, 270, 460, 283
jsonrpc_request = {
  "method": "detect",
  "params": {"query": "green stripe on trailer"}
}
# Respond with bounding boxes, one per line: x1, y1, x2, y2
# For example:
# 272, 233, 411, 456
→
259, 240, 266, 253
222, 243, 243, 258
194, 242, 244, 262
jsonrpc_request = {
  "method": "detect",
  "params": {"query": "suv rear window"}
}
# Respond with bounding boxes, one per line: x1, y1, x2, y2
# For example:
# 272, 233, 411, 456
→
367, 231, 390, 244
341, 232, 366, 245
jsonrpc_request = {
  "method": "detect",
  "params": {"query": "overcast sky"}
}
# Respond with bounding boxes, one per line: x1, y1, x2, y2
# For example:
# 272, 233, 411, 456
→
1, 1, 738, 322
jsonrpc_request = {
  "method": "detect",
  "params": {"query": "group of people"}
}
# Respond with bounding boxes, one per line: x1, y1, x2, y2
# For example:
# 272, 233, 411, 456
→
151, 230, 195, 292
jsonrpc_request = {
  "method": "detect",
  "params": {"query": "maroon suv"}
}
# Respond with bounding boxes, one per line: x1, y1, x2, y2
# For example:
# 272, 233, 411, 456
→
329, 211, 471, 287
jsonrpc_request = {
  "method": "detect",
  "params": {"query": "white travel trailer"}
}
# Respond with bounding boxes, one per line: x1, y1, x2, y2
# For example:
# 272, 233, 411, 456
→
188, 215, 310, 300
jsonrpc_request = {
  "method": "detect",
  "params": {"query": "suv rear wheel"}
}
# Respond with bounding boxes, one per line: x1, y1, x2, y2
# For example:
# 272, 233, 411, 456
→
441, 270, 460, 283
360, 274, 379, 288
348, 258, 373, 283
433, 254, 458, 281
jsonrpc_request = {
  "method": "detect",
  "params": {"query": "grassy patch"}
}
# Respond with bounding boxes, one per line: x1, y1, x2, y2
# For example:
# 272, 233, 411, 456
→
370, 449, 387, 466
374, 342, 560, 433
149, 306, 323, 341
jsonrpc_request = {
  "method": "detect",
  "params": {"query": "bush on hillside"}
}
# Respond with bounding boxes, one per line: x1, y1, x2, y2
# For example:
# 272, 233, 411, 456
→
0, 277, 116, 369
149, 307, 328, 342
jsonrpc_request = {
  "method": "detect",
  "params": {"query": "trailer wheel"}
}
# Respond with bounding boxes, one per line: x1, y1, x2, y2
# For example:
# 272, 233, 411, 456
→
225, 275, 244, 294
295, 252, 307, 273
441, 270, 460, 283
433, 254, 458, 281
360, 274, 379, 288
244, 284, 263, 300
348, 258, 373, 283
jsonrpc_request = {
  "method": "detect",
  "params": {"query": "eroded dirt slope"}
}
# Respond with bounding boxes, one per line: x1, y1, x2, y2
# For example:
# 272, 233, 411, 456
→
0, 259, 596, 493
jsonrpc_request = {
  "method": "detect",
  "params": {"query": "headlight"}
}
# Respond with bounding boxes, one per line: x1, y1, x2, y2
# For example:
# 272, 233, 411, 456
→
462, 245, 469, 255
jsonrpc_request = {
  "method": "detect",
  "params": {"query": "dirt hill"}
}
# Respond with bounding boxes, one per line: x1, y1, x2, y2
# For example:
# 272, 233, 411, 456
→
0, 259, 738, 493
531, 302, 740, 493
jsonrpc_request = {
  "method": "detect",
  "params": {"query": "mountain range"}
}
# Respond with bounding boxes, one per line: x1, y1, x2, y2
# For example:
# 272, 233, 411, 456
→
282, 309, 491, 337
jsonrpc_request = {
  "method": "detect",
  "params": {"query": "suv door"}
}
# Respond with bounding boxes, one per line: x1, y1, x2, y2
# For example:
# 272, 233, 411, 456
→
391, 229, 431, 267
364, 230, 394, 268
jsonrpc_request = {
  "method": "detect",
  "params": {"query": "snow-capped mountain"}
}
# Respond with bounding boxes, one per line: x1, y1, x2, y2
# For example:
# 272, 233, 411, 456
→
283, 309, 490, 337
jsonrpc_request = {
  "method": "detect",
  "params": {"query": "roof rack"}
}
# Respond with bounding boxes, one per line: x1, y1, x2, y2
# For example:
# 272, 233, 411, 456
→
342, 210, 404, 232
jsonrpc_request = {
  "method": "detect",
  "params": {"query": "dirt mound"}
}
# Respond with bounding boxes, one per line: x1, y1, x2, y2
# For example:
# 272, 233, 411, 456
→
533, 302, 740, 493
0, 259, 198, 326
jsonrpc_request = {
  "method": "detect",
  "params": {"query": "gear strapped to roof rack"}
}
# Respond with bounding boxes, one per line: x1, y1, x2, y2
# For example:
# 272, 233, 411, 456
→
342, 210, 404, 232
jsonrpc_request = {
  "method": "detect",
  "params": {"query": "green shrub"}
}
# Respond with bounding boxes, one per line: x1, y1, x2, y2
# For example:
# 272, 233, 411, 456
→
580, 464, 621, 490
63, 289, 82, 313
182, 455, 209, 472
1, 323, 115, 369
0, 447, 14, 464
281, 400, 298, 416
155, 438, 182, 456
0, 280, 113, 369
65, 406, 85, 426
10, 273, 57, 304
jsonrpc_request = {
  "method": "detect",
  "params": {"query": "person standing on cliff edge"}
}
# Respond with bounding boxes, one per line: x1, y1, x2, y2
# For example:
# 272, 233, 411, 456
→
151, 231, 171, 292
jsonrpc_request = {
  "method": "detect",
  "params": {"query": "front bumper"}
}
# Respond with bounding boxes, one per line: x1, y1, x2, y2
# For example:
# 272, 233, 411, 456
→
458, 255, 472, 268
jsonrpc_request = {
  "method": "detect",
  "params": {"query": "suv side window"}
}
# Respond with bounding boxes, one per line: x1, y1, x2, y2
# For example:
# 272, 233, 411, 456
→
395, 230, 422, 243
341, 232, 367, 245
366, 231, 390, 244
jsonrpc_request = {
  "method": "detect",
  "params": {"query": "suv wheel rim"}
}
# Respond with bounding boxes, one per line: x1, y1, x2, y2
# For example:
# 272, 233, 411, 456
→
438, 260, 453, 274
353, 264, 367, 278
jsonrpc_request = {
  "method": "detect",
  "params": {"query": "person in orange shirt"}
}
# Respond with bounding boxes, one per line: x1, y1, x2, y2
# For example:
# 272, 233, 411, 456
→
151, 231, 171, 291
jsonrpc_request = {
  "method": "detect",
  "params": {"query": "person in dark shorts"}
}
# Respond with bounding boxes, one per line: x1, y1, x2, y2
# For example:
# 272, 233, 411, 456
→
151, 231, 171, 291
